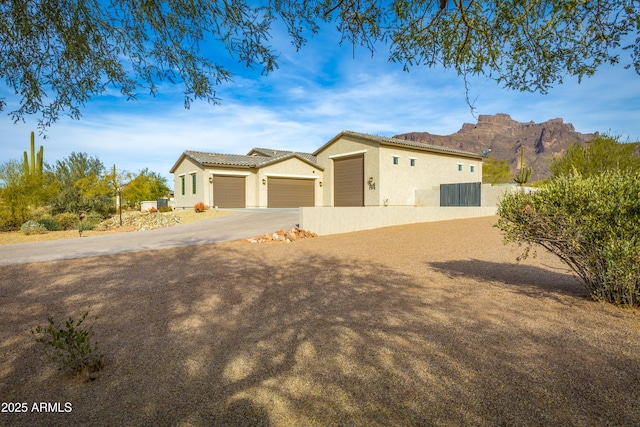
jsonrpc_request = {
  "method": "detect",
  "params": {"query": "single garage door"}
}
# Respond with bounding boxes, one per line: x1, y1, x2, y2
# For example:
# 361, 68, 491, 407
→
213, 175, 246, 208
268, 177, 314, 208
333, 155, 364, 207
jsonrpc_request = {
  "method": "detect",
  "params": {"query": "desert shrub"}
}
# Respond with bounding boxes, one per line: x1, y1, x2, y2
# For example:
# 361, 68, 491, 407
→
20, 220, 48, 235
31, 311, 104, 375
54, 212, 79, 230
496, 171, 640, 306
194, 202, 206, 213
159, 205, 172, 213
36, 216, 60, 231
0, 208, 19, 231
84, 212, 105, 226
148, 206, 157, 213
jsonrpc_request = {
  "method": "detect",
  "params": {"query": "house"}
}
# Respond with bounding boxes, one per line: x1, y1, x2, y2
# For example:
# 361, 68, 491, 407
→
169, 130, 483, 209
169, 148, 324, 209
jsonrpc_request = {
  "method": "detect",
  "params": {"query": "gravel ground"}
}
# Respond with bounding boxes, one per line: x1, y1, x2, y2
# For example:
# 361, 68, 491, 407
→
1, 216, 639, 426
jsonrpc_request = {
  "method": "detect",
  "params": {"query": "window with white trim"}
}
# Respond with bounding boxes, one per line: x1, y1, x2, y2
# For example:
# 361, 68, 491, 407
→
191, 173, 197, 194
393, 156, 399, 165
410, 158, 416, 167
457, 164, 463, 172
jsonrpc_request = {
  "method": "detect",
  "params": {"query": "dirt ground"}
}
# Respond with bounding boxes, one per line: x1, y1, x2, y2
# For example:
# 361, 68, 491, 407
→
1, 216, 639, 426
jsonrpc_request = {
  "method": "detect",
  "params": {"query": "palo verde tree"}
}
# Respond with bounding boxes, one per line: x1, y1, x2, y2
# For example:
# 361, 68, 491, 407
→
1, 1, 639, 129
550, 134, 640, 178
50, 152, 113, 218
122, 168, 170, 209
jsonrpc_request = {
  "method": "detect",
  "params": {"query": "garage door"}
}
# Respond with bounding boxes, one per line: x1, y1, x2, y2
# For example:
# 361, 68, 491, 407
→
268, 178, 314, 208
333, 155, 364, 207
213, 175, 246, 208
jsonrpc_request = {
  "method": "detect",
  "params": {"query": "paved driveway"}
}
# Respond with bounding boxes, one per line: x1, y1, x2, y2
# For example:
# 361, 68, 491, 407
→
0, 210, 298, 266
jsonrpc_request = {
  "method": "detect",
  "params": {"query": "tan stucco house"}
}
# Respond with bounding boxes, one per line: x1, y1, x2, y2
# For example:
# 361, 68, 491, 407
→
169, 130, 483, 209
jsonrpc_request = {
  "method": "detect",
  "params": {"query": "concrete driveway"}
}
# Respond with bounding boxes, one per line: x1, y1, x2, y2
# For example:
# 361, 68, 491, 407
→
0, 210, 298, 266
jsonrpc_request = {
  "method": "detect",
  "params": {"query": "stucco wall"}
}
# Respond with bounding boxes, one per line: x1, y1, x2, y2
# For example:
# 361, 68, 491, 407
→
172, 157, 206, 209
315, 135, 380, 206
415, 184, 537, 207
258, 158, 324, 207
378, 146, 482, 206
299, 206, 497, 236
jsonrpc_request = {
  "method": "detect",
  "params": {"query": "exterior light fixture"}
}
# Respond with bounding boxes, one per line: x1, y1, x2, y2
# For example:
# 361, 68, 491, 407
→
208, 176, 213, 183
367, 177, 375, 190
262, 179, 266, 185
319, 181, 323, 187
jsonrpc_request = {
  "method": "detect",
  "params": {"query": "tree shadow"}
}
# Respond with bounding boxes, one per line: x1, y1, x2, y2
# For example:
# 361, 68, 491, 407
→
1, 242, 639, 426
427, 258, 589, 302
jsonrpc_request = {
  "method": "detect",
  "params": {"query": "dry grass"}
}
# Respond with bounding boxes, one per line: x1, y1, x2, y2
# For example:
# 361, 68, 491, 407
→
1, 216, 639, 426
0, 209, 234, 245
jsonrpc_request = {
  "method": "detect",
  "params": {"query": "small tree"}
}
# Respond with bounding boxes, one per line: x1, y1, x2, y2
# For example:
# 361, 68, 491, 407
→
496, 171, 640, 306
482, 155, 512, 184
550, 134, 640, 178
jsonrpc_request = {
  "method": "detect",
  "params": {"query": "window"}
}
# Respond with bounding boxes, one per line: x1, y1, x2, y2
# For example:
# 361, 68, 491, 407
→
191, 173, 197, 194
470, 165, 475, 173
457, 164, 463, 172
410, 158, 416, 167
393, 156, 399, 165
181, 175, 185, 195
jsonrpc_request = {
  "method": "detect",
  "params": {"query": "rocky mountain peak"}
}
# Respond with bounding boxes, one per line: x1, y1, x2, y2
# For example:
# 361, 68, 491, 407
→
394, 114, 595, 180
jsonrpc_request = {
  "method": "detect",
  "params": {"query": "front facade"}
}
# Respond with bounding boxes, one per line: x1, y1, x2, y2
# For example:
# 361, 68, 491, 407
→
169, 131, 483, 209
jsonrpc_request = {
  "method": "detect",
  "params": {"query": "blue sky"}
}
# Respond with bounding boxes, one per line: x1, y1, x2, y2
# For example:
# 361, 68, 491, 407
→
2, 22, 640, 185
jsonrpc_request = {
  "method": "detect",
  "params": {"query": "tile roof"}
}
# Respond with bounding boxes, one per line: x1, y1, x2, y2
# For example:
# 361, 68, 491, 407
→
183, 149, 319, 168
315, 130, 483, 159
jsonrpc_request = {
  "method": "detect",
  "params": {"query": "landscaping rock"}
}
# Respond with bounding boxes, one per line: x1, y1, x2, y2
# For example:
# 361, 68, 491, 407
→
247, 227, 318, 243
99, 212, 183, 231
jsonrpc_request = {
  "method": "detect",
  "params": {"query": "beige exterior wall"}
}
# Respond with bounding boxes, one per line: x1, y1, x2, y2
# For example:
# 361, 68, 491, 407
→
172, 156, 207, 209
378, 146, 482, 206
300, 206, 497, 236
314, 135, 380, 207
258, 158, 324, 207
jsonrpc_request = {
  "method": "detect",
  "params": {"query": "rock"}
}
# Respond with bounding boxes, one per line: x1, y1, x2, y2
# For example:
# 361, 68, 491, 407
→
246, 227, 318, 243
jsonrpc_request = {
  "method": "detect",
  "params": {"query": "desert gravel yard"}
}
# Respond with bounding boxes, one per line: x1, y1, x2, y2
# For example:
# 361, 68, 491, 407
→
1, 216, 639, 426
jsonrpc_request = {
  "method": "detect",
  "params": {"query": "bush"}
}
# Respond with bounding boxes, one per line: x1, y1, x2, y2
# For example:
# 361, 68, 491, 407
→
194, 202, 206, 213
54, 212, 79, 230
37, 216, 60, 231
159, 205, 172, 213
496, 171, 640, 306
148, 206, 157, 213
20, 220, 48, 235
0, 208, 19, 231
31, 311, 104, 376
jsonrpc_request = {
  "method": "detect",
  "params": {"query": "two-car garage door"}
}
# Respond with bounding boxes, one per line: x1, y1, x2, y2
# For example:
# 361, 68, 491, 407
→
267, 178, 314, 208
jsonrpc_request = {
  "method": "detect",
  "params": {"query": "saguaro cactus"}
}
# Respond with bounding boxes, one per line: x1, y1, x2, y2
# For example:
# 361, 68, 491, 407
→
23, 131, 44, 176
514, 145, 532, 186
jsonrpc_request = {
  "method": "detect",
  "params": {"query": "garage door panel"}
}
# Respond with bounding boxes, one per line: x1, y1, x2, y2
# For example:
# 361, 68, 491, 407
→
213, 175, 246, 208
268, 178, 314, 208
334, 155, 364, 207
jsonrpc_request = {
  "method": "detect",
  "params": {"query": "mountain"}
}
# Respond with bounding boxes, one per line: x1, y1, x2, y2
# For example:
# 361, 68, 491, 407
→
393, 113, 596, 181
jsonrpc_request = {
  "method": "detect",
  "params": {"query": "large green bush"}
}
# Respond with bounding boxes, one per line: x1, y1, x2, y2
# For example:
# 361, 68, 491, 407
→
496, 171, 640, 306
54, 212, 79, 230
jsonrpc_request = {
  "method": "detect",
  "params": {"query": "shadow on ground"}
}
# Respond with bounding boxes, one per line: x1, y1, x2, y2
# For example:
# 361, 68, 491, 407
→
1, 242, 639, 426
428, 258, 589, 301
